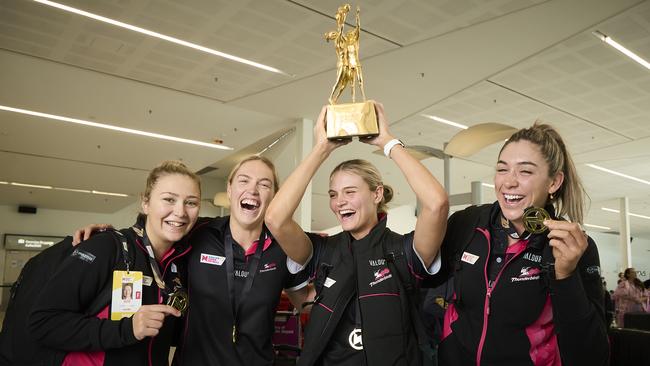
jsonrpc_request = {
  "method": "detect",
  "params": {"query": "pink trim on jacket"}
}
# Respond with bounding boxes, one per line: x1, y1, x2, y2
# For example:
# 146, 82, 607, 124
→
62, 306, 109, 366
525, 295, 561, 366
441, 294, 458, 341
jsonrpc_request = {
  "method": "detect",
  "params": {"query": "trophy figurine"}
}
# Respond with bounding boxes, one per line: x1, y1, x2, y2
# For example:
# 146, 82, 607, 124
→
325, 4, 378, 140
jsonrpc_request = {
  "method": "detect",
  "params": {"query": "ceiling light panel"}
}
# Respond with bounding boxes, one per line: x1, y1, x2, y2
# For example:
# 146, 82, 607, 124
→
602, 207, 650, 220
33, 0, 290, 75
2, 179, 130, 197
593, 30, 650, 70
0, 105, 233, 150
586, 164, 650, 186
486, 2, 650, 140
584, 223, 612, 230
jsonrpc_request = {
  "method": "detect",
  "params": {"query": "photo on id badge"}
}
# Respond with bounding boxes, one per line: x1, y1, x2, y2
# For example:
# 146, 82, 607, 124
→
111, 270, 143, 320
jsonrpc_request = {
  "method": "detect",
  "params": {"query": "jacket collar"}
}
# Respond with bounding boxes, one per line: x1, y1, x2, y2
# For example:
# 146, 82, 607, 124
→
206, 215, 273, 254
345, 213, 388, 249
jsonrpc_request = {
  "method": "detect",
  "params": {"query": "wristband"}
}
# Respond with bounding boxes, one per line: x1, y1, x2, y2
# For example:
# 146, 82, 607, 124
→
383, 139, 404, 158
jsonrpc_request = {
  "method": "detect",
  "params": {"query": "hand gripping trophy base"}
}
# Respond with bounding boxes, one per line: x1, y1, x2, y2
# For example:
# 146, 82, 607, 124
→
326, 101, 378, 140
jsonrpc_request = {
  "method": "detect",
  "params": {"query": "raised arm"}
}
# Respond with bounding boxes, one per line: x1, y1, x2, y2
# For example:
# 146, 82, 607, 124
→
265, 106, 348, 265
362, 102, 448, 267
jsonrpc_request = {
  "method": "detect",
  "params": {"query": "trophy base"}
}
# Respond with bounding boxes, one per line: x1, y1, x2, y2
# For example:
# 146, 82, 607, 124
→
326, 101, 378, 140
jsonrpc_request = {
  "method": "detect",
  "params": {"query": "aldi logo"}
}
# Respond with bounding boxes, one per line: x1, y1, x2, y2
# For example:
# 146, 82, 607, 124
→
200, 253, 226, 266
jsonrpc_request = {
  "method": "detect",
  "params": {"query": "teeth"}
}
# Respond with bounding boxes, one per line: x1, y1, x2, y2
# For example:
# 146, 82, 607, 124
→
166, 221, 185, 227
339, 209, 355, 215
504, 194, 523, 200
241, 199, 259, 208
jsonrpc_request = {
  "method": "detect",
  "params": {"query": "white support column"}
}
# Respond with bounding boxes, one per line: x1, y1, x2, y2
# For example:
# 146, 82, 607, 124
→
443, 143, 450, 194
294, 118, 313, 232
471, 181, 483, 205
619, 197, 632, 270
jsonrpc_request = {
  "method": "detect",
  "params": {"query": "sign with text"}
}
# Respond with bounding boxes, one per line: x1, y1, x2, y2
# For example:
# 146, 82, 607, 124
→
4, 234, 64, 251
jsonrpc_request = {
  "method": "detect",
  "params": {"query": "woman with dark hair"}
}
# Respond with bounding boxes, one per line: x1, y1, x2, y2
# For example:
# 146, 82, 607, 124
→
613, 267, 645, 327
265, 102, 449, 366
434, 123, 608, 365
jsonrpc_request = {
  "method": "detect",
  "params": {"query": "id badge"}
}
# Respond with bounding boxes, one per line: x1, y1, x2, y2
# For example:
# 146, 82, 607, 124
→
111, 270, 143, 320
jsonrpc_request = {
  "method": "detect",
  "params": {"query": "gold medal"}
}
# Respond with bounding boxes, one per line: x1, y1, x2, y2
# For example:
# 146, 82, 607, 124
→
166, 290, 188, 313
522, 207, 551, 234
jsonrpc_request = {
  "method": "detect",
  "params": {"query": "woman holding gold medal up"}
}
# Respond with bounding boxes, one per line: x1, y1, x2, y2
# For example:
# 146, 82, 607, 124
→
29, 161, 200, 366
433, 124, 608, 365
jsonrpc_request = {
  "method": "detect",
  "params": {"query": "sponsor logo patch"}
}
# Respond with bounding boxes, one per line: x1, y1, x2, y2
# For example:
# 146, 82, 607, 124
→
200, 253, 225, 266
586, 265, 601, 276
71, 249, 96, 263
461, 251, 479, 265
348, 328, 363, 350
324, 277, 336, 288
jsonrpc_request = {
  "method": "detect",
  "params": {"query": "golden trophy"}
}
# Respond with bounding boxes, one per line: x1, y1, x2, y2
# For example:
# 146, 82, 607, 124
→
325, 4, 378, 140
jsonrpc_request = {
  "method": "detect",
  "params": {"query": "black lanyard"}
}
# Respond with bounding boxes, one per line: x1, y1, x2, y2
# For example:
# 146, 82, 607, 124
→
112, 230, 131, 273
224, 226, 265, 343
500, 214, 532, 240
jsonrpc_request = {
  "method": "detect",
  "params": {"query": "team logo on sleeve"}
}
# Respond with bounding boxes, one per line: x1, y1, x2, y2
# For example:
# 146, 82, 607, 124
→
200, 253, 225, 266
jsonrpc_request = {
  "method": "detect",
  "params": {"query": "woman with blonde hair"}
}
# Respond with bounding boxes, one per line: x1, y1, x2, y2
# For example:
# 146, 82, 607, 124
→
265, 102, 449, 366
174, 155, 310, 366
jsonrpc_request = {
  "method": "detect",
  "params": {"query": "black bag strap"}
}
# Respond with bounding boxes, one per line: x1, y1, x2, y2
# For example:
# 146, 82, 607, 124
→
383, 232, 434, 359
86, 229, 133, 316
448, 205, 486, 307
302, 238, 338, 309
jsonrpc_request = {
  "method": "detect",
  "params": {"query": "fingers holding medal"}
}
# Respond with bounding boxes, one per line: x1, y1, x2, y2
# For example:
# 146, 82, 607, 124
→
543, 216, 589, 280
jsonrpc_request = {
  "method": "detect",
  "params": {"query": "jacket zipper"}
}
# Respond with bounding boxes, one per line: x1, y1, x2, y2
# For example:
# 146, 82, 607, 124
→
475, 240, 526, 366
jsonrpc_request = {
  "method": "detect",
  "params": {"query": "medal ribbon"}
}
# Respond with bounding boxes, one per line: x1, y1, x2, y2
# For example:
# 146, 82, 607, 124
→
140, 230, 171, 293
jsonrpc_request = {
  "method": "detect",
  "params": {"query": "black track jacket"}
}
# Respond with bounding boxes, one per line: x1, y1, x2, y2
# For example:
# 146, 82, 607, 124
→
435, 203, 608, 366
29, 223, 192, 366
